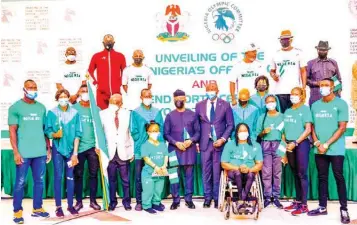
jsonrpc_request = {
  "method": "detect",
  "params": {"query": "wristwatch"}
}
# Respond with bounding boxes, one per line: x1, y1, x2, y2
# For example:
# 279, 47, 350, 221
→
314, 141, 320, 147
323, 143, 329, 149
293, 141, 299, 147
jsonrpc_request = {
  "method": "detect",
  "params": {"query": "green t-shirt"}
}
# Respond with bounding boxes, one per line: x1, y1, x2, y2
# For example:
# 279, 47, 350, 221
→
221, 141, 263, 168
256, 112, 284, 141
8, 100, 47, 158
284, 105, 312, 141
141, 141, 168, 178
73, 104, 96, 153
311, 97, 349, 156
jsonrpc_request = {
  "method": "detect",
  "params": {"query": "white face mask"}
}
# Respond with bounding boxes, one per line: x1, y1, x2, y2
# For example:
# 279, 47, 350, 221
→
266, 102, 277, 111
320, 87, 331, 97
238, 132, 249, 140
108, 104, 119, 111
81, 93, 89, 102
59, 98, 69, 107
66, 55, 76, 62
149, 132, 160, 141
143, 98, 152, 106
290, 95, 300, 104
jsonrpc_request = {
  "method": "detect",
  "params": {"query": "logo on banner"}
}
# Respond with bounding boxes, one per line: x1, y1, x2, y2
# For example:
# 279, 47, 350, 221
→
156, 4, 190, 42
64, 8, 76, 22
37, 41, 48, 55
204, 2, 243, 44
2, 9, 13, 23
3, 71, 14, 87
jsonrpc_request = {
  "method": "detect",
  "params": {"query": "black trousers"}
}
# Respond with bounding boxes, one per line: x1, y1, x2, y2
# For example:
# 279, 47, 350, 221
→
74, 147, 99, 202
276, 94, 292, 113
315, 154, 348, 210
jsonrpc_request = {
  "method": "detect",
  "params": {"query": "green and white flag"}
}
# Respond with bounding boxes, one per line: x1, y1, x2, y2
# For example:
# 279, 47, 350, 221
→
276, 141, 287, 157
87, 80, 110, 210
331, 75, 342, 92
168, 168, 179, 184
183, 127, 190, 140
211, 125, 217, 141
169, 150, 179, 168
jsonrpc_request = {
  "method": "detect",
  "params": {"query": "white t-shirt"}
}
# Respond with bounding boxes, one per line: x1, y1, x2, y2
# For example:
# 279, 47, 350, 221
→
122, 65, 153, 110
229, 60, 264, 95
270, 48, 307, 94
56, 63, 85, 96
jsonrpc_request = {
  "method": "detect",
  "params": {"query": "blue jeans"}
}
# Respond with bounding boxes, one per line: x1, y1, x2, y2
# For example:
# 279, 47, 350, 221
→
13, 156, 46, 212
52, 145, 74, 208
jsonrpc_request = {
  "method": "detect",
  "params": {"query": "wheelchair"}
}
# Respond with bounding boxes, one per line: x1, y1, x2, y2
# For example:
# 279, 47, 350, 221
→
218, 170, 263, 220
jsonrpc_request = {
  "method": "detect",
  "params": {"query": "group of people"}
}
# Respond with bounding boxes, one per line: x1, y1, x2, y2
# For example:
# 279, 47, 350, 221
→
8, 30, 352, 224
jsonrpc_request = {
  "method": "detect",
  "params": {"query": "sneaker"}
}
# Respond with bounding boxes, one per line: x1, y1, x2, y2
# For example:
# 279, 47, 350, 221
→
307, 207, 328, 216
284, 201, 299, 212
13, 210, 24, 224
264, 199, 271, 208
340, 210, 350, 224
55, 207, 64, 218
291, 204, 309, 216
144, 208, 157, 214
135, 203, 143, 211
152, 204, 165, 212
74, 201, 83, 212
67, 207, 79, 216
273, 198, 283, 209
32, 208, 50, 218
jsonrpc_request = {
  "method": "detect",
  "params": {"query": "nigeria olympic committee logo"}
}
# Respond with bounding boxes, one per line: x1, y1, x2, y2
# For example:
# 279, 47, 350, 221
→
204, 2, 243, 44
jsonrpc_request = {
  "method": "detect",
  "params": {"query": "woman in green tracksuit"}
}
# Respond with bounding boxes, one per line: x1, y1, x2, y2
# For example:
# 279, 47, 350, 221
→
141, 121, 168, 214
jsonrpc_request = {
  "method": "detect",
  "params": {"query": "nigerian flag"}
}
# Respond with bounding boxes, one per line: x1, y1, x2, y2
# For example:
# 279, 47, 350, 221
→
87, 80, 110, 210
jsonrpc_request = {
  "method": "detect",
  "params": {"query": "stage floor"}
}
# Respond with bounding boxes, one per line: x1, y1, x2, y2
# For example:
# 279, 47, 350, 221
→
0, 199, 356, 225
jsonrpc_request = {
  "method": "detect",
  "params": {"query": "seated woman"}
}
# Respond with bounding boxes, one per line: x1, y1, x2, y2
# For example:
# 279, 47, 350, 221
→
221, 123, 263, 213
141, 121, 168, 214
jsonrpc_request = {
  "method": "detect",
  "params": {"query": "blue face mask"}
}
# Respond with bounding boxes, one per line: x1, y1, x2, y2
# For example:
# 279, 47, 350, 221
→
206, 91, 217, 100
24, 88, 38, 100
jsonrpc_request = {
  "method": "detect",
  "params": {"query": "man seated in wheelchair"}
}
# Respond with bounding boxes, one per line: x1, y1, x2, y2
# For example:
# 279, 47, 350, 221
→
221, 123, 263, 214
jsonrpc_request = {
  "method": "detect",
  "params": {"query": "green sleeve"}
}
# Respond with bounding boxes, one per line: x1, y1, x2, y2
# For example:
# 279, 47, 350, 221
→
254, 144, 263, 162
130, 111, 140, 141
75, 112, 82, 139
256, 114, 263, 136
45, 110, 57, 139
338, 100, 349, 122
156, 109, 165, 142
221, 141, 232, 162
311, 104, 317, 123
8, 104, 19, 125
303, 106, 313, 124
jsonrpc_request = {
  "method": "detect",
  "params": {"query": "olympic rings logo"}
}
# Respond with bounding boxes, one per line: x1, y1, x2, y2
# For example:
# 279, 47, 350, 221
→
212, 33, 235, 43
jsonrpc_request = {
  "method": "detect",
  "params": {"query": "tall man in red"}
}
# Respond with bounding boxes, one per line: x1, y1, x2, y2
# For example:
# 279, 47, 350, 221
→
88, 34, 127, 109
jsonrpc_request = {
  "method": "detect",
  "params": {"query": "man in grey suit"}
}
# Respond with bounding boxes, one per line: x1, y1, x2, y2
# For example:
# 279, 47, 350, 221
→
195, 82, 234, 208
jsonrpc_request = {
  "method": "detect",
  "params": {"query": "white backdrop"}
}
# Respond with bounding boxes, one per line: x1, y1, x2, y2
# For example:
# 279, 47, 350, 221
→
1, 0, 356, 131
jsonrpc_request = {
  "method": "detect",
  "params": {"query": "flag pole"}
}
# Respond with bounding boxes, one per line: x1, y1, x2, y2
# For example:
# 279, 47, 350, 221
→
85, 73, 109, 211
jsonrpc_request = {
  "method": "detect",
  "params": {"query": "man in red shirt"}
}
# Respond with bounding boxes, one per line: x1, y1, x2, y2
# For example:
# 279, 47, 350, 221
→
88, 34, 127, 109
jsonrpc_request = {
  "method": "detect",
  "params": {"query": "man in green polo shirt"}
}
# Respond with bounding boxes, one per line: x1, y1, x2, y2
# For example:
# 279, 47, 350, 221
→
73, 84, 101, 211
308, 78, 350, 224
8, 79, 51, 224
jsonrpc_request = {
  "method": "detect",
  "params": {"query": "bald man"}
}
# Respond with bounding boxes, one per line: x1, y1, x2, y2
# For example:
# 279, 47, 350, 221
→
100, 94, 133, 211
195, 82, 234, 208
88, 34, 127, 110
56, 47, 86, 104
232, 89, 260, 140
122, 50, 153, 110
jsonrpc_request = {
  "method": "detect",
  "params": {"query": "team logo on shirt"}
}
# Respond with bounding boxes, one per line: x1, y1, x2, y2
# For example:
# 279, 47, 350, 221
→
131, 75, 147, 82
203, 2, 243, 44
315, 110, 332, 118
23, 113, 41, 121
64, 72, 81, 79
155, 5, 190, 42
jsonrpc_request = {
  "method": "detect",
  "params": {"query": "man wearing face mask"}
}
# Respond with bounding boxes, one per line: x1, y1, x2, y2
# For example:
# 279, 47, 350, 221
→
232, 89, 259, 140
100, 94, 133, 211
308, 78, 350, 224
130, 88, 164, 211
307, 41, 342, 105
56, 47, 86, 104
195, 82, 234, 208
270, 30, 307, 113
230, 43, 265, 106
9, 79, 51, 224
73, 84, 102, 211
122, 50, 153, 110
88, 34, 127, 110
164, 90, 200, 210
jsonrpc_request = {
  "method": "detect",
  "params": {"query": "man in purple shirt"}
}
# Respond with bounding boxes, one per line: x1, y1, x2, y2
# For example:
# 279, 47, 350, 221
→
307, 41, 342, 105
164, 89, 200, 210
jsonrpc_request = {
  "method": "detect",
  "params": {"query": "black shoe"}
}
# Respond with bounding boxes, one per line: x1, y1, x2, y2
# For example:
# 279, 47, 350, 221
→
340, 210, 350, 224
264, 199, 271, 208
214, 201, 218, 209
90, 201, 101, 210
74, 202, 83, 212
203, 200, 211, 208
123, 204, 132, 211
273, 198, 283, 209
108, 203, 117, 211
170, 202, 180, 210
185, 201, 195, 209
